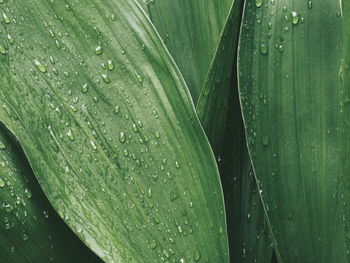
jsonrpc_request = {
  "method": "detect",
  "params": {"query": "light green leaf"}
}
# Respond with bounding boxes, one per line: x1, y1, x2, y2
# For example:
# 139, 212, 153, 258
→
0, 125, 102, 263
147, 0, 232, 102
238, 0, 344, 262
0, 0, 228, 262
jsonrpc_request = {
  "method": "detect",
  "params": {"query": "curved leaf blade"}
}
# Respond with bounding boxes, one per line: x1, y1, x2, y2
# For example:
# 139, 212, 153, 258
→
0, 0, 228, 262
238, 0, 344, 262
0, 126, 102, 263
195, 1, 273, 261
147, 0, 232, 102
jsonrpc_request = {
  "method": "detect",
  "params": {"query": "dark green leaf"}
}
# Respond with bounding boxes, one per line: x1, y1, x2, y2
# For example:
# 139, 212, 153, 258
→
195, 1, 273, 261
0, 0, 228, 262
239, 0, 344, 261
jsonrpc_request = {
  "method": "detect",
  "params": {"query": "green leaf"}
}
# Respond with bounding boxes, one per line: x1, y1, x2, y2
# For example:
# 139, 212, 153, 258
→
343, 1, 350, 262
196, 0, 241, 155
0, 125, 102, 263
222, 91, 273, 263
146, 0, 232, 102
195, 1, 273, 261
0, 0, 228, 262
238, 0, 344, 262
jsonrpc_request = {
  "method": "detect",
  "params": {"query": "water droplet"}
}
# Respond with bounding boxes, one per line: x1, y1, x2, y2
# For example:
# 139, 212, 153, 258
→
255, 0, 263, 8
4, 204, 13, 212
0, 178, 5, 187
0, 45, 6, 55
34, 59, 47, 73
24, 188, 32, 199
194, 250, 201, 261
43, 210, 49, 218
123, 149, 129, 156
2, 12, 10, 24
22, 233, 29, 241
150, 240, 157, 249
291, 11, 299, 25
134, 71, 143, 83
7, 34, 14, 44
119, 131, 126, 143
307, 1, 312, 9
260, 43, 268, 55
107, 60, 114, 71
95, 45, 103, 55
262, 136, 269, 146
114, 106, 120, 114
67, 129, 75, 141
81, 83, 89, 93
90, 140, 98, 151
55, 40, 61, 49
278, 45, 284, 53
48, 29, 55, 38
101, 74, 111, 83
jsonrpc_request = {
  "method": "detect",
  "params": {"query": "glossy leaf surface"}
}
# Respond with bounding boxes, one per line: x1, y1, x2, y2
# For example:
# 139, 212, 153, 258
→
147, 0, 232, 102
0, 0, 228, 262
238, 0, 344, 262
0, 125, 102, 263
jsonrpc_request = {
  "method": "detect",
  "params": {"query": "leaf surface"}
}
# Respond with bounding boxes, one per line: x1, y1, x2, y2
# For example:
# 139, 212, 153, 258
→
0, 126, 102, 263
195, 1, 273, 261
0, 0, 228, 262
238, 0, 344, 262
147, 0, 232, 102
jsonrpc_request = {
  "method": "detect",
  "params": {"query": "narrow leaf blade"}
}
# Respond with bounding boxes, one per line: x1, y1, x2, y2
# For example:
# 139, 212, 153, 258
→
238, 0, 344, 261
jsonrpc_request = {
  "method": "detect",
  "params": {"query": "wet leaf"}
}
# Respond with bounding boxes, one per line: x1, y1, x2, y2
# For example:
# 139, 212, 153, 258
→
238, 0, 344, 261
0, 0, 228, 262
0, 125, 102, 263
146, 0, 232, 102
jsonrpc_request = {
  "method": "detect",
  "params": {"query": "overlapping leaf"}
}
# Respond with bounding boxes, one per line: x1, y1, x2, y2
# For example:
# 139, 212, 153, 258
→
146, 0, 232, 102
238, 0, 344, 262
194, 0, 274, 261
0, 0, 228, 262
0, 125, 102, 263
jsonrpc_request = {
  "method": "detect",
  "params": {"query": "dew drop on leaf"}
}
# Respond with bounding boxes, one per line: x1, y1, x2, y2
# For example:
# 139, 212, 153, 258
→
101, 73, 111, 83
291, 11, 300, 25
81, 83, 89, 93
255, 0, 263, 8
119, 131, 126, 143
34, 59, 47, 73
95, 45, 103, 55
0, 45, 6, 55
2, 12, 10, 24
0, 178, 4, 187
